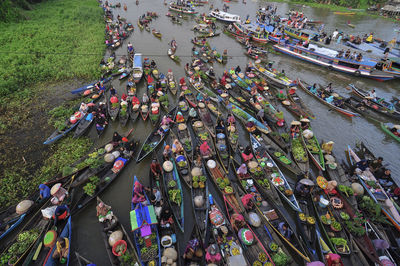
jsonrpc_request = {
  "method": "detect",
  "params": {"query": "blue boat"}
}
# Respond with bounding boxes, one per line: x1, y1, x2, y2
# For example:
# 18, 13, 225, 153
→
44, 216, 71, 266
43, 114, 83, 145
130, 176, 161, 266
273, 42, 396, 81
0, 213, 26, 241
133, 53, 143, 83
70, 77, 112, 94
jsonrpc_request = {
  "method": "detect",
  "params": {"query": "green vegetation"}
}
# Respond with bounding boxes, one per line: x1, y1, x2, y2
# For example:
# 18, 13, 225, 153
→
0, 0, 105, 97
0, 136, 92, 207
272, 0, 383, 10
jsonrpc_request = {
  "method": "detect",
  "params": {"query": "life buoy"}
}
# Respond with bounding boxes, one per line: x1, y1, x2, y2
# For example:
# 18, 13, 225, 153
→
328, 66, 334, 71
354, 70, 361, 76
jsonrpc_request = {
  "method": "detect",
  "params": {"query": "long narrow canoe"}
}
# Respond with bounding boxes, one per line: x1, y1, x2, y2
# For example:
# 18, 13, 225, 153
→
70, 77, 112, 94
297, 79, 359, 117
300, 123, 325, 171
225, 102, 270, 134
253, 64, 295, 89
250, 134, 302, 212
136, 107, 177, 162
97, 197, 140, 266
43, 216, 72, 266
75, 252, 95, 266
381, 122, 400, 142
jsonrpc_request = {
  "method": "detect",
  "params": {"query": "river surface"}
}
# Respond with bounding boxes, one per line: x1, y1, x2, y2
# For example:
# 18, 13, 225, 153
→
72, 0, 400, 264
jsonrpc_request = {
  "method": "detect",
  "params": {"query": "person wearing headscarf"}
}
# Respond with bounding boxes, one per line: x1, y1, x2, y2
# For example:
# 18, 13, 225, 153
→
131, 181, 146, 206
96, 201, 113, 222
183, 237, 203, 260
52, 237, 69, 263
278, 222, 293, 239
112, 131, 122, 144
241, 194, 254, 210
230, 213, 245, 232
206, 244, 221, 264
53, 205, 70, 226
172, 139, 183, 154
200, 141, 212, 158
241, 146, 254, 162
39, 184, 51, 199
160, 202, 173, 224
236, 163, 248, 178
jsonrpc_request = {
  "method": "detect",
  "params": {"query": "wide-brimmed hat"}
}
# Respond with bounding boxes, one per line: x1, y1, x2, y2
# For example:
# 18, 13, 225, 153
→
50, 183, 62, 195
282, 100, 291, 106
225, 84, 232, 89
221, 93, 229, 98
248, 161, 258, 169
291, 120, 301, 126
191, 167, 202, 177
178, 123, 187, 130
207, 160, 216, 169
157, 91, 164, 97
198, 102, 205, 108
194, 121, 203, 128
300, 118, 310, 123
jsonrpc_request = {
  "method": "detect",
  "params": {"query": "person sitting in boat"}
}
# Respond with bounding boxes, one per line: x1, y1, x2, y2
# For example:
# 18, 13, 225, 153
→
175, 112, 184, 123
53, 205, 70, 227
344, 49, 351, 59
131, 181, 148, 207
109, 86, 116, 97
150, 187, 161, 206
290, 123, 300, 138
241, 146, 254, 162
309, 83, 317, 94
230, 213, 246, 232
377, 169, 393, 188
368, 89, 377, 101
355, 159, 369, 172
208, 66, 215, 77
321, 141, 334, 154
127, 42, 134, 53
241, 193, 254, 210
97, 201, 113, 223
278, 222, 293, 240
325, 253, 343, 266
172, 139, 184, 154
356, 53, 363, 62
236, 163, 248, 178
39, 184, 51, 199
112, 131, 122, 145
150, 60, 156, 68
295, 182, 310, 197
205, 243, 221, 264
150, 159, 162, 179
189, 108, 197, 119
368, 157, 383, 173
235, 65, 242, 74
325, 95, 334, 104
200, 141, 212, 158
183, 236, 203, 260
215, 120, 225, 134
366, 33, 373, 43
163, 145, 172, 159
337, 49, 344, 58
160, 201, 173, 224
52, 237, 69, 263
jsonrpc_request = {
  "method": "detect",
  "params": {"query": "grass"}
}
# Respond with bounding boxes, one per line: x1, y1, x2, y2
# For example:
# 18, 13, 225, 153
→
0, 0, 105, 97
0, 136, 92, 207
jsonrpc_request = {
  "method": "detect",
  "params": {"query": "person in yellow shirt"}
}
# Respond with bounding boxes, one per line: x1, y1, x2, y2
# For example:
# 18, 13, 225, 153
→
52, 237, 69, 263
366, 34, 373, 43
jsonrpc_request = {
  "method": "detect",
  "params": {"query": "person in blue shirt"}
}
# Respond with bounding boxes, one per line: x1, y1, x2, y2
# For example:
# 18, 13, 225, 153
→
325, 95, 334, 104
39, 184, 50, 199
356, 159, 369, 171
309, 83, 317, 94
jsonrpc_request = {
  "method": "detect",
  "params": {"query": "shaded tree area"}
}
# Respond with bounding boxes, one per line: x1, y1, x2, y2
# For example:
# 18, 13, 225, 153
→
0, 0, 46, 22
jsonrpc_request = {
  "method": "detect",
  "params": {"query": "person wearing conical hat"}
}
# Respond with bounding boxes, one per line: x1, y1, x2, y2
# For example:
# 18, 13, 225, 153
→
290, 121, 300, 137
300, 118, 310, 130
321, 141, 334, 155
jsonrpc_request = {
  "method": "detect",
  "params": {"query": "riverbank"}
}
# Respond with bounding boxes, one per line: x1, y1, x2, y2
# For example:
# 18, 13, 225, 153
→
0, 0, 105, 207
267, 0, 399, 22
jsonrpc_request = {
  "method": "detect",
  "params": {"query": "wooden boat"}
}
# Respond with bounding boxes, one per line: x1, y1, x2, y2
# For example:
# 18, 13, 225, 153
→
107, 93, 120, 121
70, 146, 135, 215
136, 107, 176, 162
168, 3, 198, 14
205, 158, 243, 212
190, 150, 209, 243
157, 217, 181, 266
160, 155, 184, 232
298, 79, 359, 117
349, 84, 400, 121
182, 225, 206, 265
334, 11, 355, 15
287, 88, 316, 119
75, 252, 94, 266
43, 216, 72, 265
214, 118, 231, 173
347, 145, 400, 231
296, 192, 332, 262
43, 109, 85, 144
253, 63, 295, 89
70, 77, 112, 94
224, 194, 274, 265
74, 112, 95, 138
225, 113, 239, 153
300, 121, 325, 171
256, 133, 303, 176
181, 84, 197, 108
311, 186, 350, 255
169, 130, 192, 188
128, 96, 140, 123
132, 53, 143, 83
137, 20, 144, 30
140, 98, 150, 122
3, 177, 75, 265
197, 31, 220, 39
96, 197, 139, 266
152, 29, 162, 38
381, 122, 400, 142
207, 194, 249, 265
235, 177, 310, 264
191, 117, 216, 159
250, 134, 302, 212
0, 167, 82, 242
119, 100, 130, 127
290, 123, 309, 175
130, 177, 161, 266
197, 101, 216, 138
166, 71, 178, 95
172, 120, 194, 163
347, 22, 355, 28
225, 102, 270, 135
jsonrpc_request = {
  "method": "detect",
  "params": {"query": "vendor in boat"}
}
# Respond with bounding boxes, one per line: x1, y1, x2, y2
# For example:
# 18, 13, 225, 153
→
121, 140, 137, 157
215, 120, 225, 134
325, 253, 343, 266
172, 139, 184, 154
131, 181, 148, 207
278, 222, 293, 240
241, 193, 254, 210
39, 184, 51, 199
200, 141, 212, 158
206, 244, 222, 264
150, 187, 162, 206
276, 90, 286, 100
163, 145, 173, 159
53, 205, 70, 226
150, 60, 156, 68
300, 118, 310, 130
344, 49, 351, 59
368, 156, 383, 173
321, 141, 334, 154
227, 113, 235, 125
160, 202, 173, 224
52, 237, 69, 263
290, 121, 300, 137
235, 65, 241, 74
150, 159, 163, 180
295, 182, 310, 197
355, 159, 369, 172
230, 213, 246, 232
112, 131, 122, 145
183, 237, 203, 260
241, 146, 254, 162
236, 163, 248, 178
325, 83, 333, 93
368, 89, 377, 101
176, 112, 185, 123
96, 201, 113, 223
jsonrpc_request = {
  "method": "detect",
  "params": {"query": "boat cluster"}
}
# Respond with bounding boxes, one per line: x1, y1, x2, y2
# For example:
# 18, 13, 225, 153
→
1, 1, 400, 266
